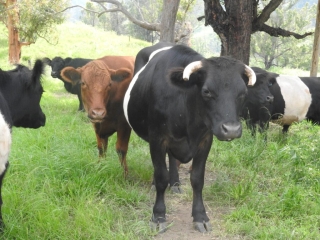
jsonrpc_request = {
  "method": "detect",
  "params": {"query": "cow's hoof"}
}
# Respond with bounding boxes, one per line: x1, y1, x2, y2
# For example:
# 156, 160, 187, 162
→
193, 221, 212, 233
150, 220, 168, 233
170, 185, 183, 194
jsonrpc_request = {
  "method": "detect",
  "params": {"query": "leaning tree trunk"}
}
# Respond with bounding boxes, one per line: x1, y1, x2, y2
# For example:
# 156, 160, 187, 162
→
7, 0, 21, 64
204, 0, 253, 64
160, 0, 180, 43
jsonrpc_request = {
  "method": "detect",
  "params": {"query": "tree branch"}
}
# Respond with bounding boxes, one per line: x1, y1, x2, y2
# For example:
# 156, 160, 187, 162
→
54, 5, 100, 15
258, 23, 313, 39
253, 0, 284, 28
91, 0, 160, 31
203, 0, 227, 27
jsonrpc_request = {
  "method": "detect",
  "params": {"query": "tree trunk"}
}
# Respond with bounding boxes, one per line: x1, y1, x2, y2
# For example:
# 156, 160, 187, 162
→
204, 0, 253, 64
7, 0, 21, 64
310, 0, 320, 77
160, 0, 180, 42
226, 0, 252, 64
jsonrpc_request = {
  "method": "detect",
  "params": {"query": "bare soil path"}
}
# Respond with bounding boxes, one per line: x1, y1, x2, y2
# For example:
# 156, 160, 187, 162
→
151, 162, 245, 240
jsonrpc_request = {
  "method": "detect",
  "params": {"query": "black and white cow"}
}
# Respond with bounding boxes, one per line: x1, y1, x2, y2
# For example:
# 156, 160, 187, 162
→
123, 42, 256, 233
0, 93, 11, 230
0, 60, 46, 128
43, 57, 92, 111
248, 67, 312, 133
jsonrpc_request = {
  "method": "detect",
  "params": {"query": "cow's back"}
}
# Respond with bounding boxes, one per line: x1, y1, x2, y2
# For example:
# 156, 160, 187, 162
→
98, 56, 135, 71
126, 45, 203, 141
271, 75, 311, 125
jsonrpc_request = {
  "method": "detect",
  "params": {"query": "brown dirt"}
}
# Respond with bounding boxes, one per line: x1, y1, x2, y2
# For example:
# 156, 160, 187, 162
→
149, 161, 245, 240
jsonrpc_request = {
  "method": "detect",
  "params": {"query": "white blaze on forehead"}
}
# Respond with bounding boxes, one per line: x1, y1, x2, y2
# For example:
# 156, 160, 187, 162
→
123, 46, 173, 127
0, 112, 11, 175
276, 75, 312, 124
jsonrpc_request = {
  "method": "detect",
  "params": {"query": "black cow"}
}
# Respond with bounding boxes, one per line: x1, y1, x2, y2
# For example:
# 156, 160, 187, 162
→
0, 60, 46, 128
43, 57, 92, 111
0, 60, 46, 230
241, 69, 275, 133
246, 67, 313, 133
123, 42, 256, 233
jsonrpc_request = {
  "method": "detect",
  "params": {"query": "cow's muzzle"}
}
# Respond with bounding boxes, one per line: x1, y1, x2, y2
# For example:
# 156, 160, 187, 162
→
88, 108, 106, 122
215, 122, 242, 141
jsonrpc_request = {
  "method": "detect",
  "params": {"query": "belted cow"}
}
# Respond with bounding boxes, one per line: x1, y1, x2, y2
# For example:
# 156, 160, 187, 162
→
246, 67, 313, 133
61, 56, 135, 175
43, 56, 93, 111
123, 42, 256, 233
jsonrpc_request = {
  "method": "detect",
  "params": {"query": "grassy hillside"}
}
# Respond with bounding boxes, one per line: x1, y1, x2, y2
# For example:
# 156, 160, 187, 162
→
0, 22, 319, 239
0, 22, 150, 69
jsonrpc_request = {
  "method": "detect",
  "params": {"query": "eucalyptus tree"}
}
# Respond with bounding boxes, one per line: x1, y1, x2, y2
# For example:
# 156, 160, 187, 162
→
0, 0, 68, 63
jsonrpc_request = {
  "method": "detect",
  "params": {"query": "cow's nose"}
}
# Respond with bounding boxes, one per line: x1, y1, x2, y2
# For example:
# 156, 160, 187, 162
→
266, 95, 274, 103
221, 123, 242, 140
91, 109, 106, 119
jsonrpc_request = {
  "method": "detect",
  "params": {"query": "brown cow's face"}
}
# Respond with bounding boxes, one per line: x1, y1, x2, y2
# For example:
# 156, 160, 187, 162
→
61, 61, 132, 123
80, 63, 113, 122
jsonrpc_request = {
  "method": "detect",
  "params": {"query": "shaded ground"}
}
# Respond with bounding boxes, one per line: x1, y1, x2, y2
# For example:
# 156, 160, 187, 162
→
151, 162, 245, 240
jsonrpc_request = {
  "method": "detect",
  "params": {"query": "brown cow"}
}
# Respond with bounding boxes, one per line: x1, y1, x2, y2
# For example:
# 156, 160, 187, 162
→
61, 56, 135, 175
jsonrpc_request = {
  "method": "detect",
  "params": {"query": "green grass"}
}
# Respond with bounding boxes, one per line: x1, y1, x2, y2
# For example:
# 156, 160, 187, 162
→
1, 21, 320, 239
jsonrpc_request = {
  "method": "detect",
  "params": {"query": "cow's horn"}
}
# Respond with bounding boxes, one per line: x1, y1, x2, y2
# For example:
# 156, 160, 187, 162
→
245, 65, 256, 86
183, 61, 203, 81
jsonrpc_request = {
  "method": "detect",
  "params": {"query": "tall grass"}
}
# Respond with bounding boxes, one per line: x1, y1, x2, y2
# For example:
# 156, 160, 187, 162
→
0, 22, 320, 239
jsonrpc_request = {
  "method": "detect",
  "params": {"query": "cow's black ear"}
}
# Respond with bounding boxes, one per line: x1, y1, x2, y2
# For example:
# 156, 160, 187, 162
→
111, 68, 132, 82
65, 58, 72, 64
61, 67, 81, 85
169, 67, 204, 88
43, 57, 51, 66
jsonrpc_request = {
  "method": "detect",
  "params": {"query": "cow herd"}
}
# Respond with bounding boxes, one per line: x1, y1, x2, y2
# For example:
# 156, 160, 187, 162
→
0, 42, 319, 233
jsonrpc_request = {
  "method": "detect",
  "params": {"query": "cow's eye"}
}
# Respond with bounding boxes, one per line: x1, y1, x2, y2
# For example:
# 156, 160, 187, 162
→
202, 88, 211, 97
268, 82, 273, 87
202, 88, 216, 101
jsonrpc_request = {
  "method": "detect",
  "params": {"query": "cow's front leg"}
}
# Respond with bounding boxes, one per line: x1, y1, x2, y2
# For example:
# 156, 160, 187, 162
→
95, 133, 108, 157
149, 140, 169, 233
168, 152, 182, 193
116, 126, 131, 176
93, 123, 108, 157
190, 135, 213, 233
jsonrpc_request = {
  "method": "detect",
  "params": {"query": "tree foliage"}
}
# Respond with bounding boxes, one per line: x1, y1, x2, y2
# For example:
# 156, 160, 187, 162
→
251, 0, 316, 69
0, 0, 69, 45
